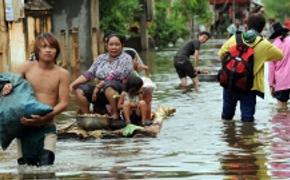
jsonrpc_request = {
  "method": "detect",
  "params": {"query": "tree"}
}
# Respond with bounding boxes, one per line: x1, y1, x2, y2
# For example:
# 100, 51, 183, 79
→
100, 0, 140, 35
263, 0, 290, 21
148, 0, 212, 48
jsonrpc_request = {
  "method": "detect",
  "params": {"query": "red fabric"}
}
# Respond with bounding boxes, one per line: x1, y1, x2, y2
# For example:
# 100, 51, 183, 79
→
209, 0, 249, 5
284, 19, 290, 30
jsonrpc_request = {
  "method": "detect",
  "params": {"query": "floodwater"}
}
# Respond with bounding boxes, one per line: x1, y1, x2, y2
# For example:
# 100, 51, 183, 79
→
1, 39, 290, 179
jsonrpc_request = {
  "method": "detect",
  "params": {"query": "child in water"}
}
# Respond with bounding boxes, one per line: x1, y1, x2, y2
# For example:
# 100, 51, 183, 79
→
118, 72, 147, 125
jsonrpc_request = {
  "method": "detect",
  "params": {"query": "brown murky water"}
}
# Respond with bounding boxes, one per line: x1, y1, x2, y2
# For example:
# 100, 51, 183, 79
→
1, 39, 289, 179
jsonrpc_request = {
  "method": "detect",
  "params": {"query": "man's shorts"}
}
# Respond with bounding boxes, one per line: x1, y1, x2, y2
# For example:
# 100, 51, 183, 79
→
173, 59, 196, 79
274, 89, 290, 102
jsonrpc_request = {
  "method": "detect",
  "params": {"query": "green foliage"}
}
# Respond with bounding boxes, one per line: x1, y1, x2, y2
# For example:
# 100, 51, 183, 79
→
99, 0, 213, 49
148, 0, 187, 47
100, 0, 140, 35
263, 0, 290, 21
148, 0, 212, 48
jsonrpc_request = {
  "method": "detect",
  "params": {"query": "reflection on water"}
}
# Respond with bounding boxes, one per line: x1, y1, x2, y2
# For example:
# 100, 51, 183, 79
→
220, 121, 269, 179
271, 112, 290, 179
0, 39, 290, 179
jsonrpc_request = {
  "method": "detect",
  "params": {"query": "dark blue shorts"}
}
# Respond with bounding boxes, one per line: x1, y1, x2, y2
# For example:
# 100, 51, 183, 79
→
77, 80, 125, 110
77, 83, 108, 107
274, 89, 290, 102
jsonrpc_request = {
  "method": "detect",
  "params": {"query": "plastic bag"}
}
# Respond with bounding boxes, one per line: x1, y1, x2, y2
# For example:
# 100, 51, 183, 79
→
0, 73, 53, 150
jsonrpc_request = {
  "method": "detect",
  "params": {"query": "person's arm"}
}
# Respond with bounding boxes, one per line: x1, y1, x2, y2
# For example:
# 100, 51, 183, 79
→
69, 75, 88, 92
218, 36, 235, 59
194, 50, 200, 68
91, 80, 105, 102
21, 70, 70, 125
268, 61, 276, 96
265, 44, 283, 62
70, 56, 102, 92
14, 61, 32, 77
52, 69, 70, 116
268, 61, 276, 88
117, 92, 126, 109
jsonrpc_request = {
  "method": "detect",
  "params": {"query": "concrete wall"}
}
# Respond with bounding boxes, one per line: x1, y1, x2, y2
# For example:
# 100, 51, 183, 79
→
47, 0, 92, 72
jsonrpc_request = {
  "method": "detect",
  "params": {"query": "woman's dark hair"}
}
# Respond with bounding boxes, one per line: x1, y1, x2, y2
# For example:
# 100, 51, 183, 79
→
124, 49, 136, 59
34, 32, 60, 63
280, 32, 288, 41
279, 31, 289, 42
106, 33, 125, 46
126, 72, 143, 96
247, 14, 266, 33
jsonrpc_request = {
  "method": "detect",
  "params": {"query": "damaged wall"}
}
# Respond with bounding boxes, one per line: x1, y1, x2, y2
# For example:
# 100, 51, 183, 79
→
47, 0, 92, 73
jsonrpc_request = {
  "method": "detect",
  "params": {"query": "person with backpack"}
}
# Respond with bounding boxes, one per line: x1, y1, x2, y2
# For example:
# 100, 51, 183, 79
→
268, 22, 290, 111
173, 31, 211, 91
218, 14, 283, 122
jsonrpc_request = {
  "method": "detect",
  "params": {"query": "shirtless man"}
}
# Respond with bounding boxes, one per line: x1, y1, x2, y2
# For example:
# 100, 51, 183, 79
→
15, 32, 70, 166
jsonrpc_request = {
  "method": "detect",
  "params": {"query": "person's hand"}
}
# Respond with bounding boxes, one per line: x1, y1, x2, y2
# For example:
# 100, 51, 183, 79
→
141, 65, 148, 71
69, 84, 75, 93
20, 115, 42, 126
21, 114, 53, 126
2, 83, 12, 96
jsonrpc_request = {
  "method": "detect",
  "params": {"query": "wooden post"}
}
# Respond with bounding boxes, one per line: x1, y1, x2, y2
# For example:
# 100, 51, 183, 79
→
35, 17, 40, 35
69, 28, 80, 80
26, 16, 35, 60
90, 0, 100, 59
0, 0, 9, 72
46, 16, 52, 32
59, 29, 68, 69
140, 0, 148, 51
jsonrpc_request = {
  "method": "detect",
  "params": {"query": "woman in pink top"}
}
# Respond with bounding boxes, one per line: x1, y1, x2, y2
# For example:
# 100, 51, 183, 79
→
268, 22, 290, 111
